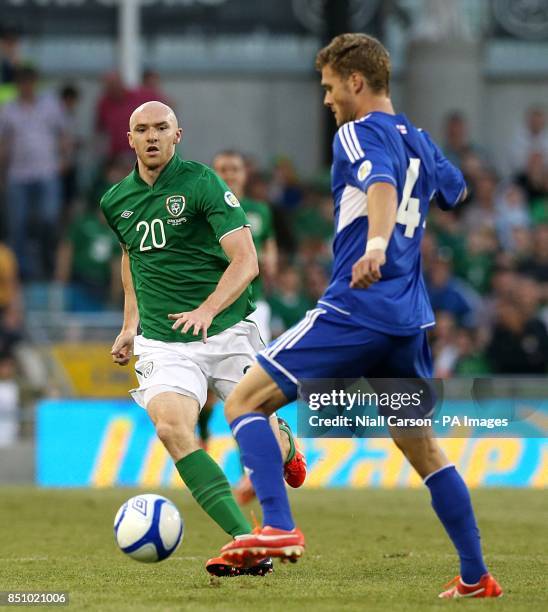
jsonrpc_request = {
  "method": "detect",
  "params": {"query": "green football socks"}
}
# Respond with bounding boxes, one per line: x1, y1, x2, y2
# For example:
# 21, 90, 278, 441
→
277, 419, 296, 463
175, 449, 251, 537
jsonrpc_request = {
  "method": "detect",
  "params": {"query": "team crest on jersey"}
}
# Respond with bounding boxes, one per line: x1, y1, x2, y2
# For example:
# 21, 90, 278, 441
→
224, 191, 241, 208
165, 195, 186, 217
357, 160, 372, 182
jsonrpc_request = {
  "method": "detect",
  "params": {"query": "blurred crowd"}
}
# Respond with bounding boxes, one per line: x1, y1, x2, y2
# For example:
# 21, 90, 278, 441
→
0, 25, 547, 401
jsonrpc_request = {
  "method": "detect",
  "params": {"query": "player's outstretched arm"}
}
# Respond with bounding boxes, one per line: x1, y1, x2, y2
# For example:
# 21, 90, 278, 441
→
111, 245, 139, 366
169, 227, 259, 342
350, 182, 397, 289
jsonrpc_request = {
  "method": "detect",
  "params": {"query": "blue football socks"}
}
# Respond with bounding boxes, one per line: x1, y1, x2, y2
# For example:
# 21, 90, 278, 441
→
231, 413, 295, 531
425, 465, 488, 584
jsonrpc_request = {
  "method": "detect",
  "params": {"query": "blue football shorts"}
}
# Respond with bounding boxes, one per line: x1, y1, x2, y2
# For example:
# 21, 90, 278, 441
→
257, 306, 434, 409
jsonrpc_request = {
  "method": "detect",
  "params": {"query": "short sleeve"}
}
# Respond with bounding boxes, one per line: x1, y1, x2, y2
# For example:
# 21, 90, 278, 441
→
334, 121, 397, 193
198, 169, 250, 242
421, 130, 466, 210
100, 192, 125, 245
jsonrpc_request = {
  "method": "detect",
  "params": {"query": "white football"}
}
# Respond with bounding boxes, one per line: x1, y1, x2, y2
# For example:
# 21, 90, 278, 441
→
114, 494, 183, 562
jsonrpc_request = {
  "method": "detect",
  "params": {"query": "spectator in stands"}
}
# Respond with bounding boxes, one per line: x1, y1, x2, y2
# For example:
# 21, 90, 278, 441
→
0, 66, 69, 280
459, 150, 485, 206
511, 106, 548, 175
454, 228, 497, 295
426, 254, 482, 327
452, 328, 490, 375
96, 70, 172, 161
518, 224, 548, 284
429, 207, 466, 262
55, 204, 121, 311
442, 111, 485, 168
268, 157, 304, 210
293, 191, 333, 244
463, 169, 498, 232
269, 265, 312, 337
88, 154, 134, 210
515, 276, 543, 322
486, 297, 548, 374
135, 68, 174, 109
481, 265, 517, 328
303, 262, 329, 304
55, 155, 128, 310
516, 151, 548, 208
432, 313, 490, 377
0, 26, 21, 105
495, 182, 530, 251
59, 83, 82, 223
509, 226, 534, 266
95, 71, 139, 158
431, 311, 458, 378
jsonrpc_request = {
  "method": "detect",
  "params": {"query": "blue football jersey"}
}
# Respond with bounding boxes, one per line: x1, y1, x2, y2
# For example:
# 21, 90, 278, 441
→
319, 111, 466, 335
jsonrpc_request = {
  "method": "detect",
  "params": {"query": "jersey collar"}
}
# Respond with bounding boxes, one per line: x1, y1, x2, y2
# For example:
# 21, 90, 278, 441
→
132, 153, 182, 188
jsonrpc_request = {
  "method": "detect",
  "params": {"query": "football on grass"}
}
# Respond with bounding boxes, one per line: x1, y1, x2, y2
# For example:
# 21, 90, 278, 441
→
114, 494, 183, 562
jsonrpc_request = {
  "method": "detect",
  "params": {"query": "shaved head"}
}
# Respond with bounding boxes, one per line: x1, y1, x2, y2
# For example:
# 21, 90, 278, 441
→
129, 100, 178, 130
128, 100, 182, 178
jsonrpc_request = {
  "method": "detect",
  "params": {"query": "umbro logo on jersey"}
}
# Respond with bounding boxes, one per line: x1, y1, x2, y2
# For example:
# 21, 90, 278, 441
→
121, 210, 134, 218
396, 124, 408, 134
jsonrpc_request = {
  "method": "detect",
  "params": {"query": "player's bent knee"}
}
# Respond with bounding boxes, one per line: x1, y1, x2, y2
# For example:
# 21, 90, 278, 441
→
154, 421, 180, 446
155, 420, 194, 452
224, 392, 252, 424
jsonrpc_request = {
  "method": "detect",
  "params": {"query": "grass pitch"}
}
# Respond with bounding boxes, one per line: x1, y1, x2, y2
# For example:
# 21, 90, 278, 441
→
0, 487, 546, 611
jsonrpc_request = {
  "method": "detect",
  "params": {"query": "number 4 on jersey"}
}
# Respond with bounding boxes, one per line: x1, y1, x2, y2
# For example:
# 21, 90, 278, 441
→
396, 158, 421, 238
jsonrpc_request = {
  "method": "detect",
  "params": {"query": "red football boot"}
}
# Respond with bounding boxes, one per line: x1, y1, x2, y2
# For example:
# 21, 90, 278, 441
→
220, 526, 305, 567
277, 417, 307, 488
439, 573, 503, 599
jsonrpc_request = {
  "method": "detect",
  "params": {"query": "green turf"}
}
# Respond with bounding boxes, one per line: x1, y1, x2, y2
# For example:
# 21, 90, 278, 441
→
0, 488, 546, 611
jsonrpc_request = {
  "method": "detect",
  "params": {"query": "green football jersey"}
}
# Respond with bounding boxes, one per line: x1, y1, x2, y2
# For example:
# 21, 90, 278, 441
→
100, 153, 255, 342
241, 197, 274, 301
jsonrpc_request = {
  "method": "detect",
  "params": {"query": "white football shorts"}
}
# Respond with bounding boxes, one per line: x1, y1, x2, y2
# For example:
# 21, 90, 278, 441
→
246, 299, 272, 344
130, 320, 264, 410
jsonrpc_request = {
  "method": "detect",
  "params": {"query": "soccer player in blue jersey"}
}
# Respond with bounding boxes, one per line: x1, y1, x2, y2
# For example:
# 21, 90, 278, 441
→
217, 34, 502, 598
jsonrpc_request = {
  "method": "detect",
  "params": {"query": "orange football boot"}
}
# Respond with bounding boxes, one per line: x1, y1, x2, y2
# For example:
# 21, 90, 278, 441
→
220, 526, 305, 567
439, 573, 503, 599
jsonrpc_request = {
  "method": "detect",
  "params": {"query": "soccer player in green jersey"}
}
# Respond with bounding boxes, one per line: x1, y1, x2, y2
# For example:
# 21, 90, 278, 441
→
101, 101, 302, 577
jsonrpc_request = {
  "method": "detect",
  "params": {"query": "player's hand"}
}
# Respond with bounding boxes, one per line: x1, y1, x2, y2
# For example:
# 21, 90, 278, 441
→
168, 305, 215, 343
350, 250, 385, 289
111, 329, 136, 366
